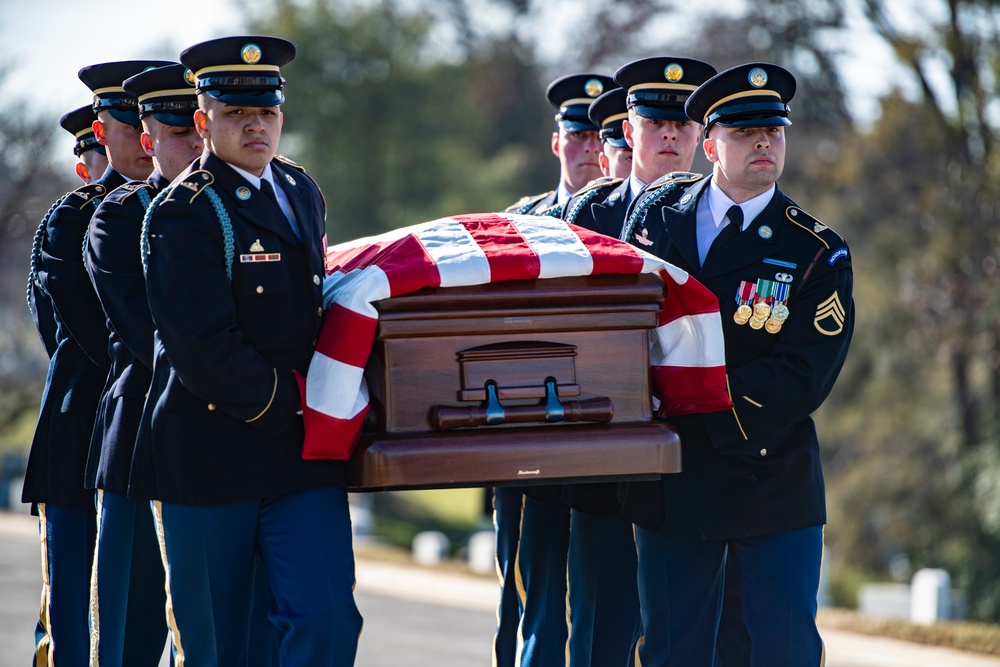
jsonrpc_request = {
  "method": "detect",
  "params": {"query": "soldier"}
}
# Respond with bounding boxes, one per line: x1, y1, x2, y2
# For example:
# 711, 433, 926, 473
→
493, 71, 616, 667
559, 57, 717, 667
623, 63, 854, 667
60, 105, 109, 185
84, 63, 203, 666
504, 73, 613, 217
21, 58, 169, 666
133, 36, 362, 665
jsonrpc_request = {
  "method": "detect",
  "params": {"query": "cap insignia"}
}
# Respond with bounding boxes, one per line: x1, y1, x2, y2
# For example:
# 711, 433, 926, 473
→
664, 63, 684, 83
748, 67, 768, 88
184, 69, 196, 86
584, 79, 604, 98
236, 186, 251, 200
284, 173, 296, 186
241, 43, 263, 65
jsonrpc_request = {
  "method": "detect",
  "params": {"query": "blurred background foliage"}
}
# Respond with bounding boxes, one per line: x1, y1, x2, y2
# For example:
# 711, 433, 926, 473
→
2, 0, 1000, 620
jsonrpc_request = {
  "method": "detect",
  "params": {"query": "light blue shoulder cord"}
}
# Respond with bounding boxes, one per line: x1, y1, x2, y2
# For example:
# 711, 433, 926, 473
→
564, 185, 613, 225
618, 181, 680, 242
27, 195, 66, 315
140, 185, 234, 281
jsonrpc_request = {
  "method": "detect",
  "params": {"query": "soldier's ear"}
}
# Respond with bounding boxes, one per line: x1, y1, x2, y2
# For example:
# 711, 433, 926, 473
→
194, 109, 210, 138
550, 131, 560, 158
599, 152, 610, 177
92, 119, 108, 146
622, 120, 635, 149
140, 133, 155, 157
75, 162, 90, 184
703, 134, 718, 163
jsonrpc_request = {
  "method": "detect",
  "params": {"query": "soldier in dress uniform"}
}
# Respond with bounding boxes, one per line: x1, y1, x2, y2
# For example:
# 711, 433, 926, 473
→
504, 73, 614, 217
21, 58, 169, 667
493, 71, 616, 667
622, 63, 854, 667
562, 57, 716, 241
592, 87, 632, 179
60, 105, 109, 185
84, 63, 203, 666
133, 36, 362, 666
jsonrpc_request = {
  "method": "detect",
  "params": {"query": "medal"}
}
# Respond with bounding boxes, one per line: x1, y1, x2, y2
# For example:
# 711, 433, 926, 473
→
749, 317, 765, 330
734, 281, 756, 325
764, 318, 782, 334
771, 303, 789, 321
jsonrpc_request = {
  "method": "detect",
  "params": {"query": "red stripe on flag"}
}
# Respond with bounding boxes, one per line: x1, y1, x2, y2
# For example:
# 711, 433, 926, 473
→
572, 226, 646, 275
455, 213, 540, 282
298, 373, 369, 460
651, 366, 732, 417
373, 234, 443, 297
656, 268, 721, 326
317, 303, 378, 369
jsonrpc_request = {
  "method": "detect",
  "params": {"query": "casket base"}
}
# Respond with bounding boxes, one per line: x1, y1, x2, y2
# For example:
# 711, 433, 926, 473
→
346, 421, 680, 491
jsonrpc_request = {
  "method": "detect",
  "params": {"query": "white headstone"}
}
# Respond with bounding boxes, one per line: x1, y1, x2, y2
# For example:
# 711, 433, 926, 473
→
467, 530, 496, 575
911, 568, 951, 624
412, 530, 450, 566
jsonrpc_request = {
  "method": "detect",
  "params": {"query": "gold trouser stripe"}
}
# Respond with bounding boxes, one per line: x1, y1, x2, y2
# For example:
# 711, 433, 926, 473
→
89, 490, 104, 667
151, 501, 186, 667
35, 504, 52, 667
512, 494, 527, 666
564, 551, 571, 667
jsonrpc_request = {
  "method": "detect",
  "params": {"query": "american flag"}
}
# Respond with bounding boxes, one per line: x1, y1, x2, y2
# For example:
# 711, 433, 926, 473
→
300, 212, 731, 460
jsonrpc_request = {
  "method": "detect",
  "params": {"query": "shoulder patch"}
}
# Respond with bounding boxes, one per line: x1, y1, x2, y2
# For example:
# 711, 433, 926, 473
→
648, 170, 704, 189
169, 170, 214, 203
784, 206, 845, 250
118, 181, 155, 201
274, 154, 306, 172
575, 176, 623, 196
68, 182, 107, 209
504, 191, 553, 213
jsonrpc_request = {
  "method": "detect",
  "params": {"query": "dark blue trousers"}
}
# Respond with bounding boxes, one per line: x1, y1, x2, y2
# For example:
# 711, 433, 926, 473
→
634, 525, 824, 667
568, 511, 641, 667
153, 485, 362, 667
493, 486, 524, 667
34, 503, 97, 667
90, 491, 169, 666
516, 495, 571, 666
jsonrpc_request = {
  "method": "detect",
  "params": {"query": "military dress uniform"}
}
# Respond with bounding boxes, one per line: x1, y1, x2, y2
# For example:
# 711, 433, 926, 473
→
83, 63, 204, 667
492, 71, 618, 667
623, 64, 854, 667
132, 37, 361, 666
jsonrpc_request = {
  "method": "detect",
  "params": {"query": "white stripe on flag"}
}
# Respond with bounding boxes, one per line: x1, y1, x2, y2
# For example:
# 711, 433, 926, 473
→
306, 353, 370, 419
416, 219, 492, 287
650, 312, 727, 368
327, 266, 392, 318
507, 214, 595, 279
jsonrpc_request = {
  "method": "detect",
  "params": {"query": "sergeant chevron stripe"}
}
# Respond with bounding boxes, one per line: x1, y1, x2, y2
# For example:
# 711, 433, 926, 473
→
814, 292, 846, 336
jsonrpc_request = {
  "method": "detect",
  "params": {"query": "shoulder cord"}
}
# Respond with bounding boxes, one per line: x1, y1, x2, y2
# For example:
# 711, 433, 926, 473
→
141, 185, 234, 282
564, 186, 608, 225
618, 182, 679, 242
26, 195, 67, 315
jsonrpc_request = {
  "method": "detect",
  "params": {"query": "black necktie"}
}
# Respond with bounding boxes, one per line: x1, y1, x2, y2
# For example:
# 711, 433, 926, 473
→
705, 205, 743, 264
260, 178, 301, 239
259, 178, 282, 212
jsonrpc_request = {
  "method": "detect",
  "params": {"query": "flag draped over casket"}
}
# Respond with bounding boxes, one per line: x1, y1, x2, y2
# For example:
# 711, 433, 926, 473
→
300, 212, 732, 460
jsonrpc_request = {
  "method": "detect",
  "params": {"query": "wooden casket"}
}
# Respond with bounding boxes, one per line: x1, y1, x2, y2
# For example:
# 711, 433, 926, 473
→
345, 272, 681, 490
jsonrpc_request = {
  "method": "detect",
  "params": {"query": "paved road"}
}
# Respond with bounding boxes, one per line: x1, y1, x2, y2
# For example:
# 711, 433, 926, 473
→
2, 511, 999, 667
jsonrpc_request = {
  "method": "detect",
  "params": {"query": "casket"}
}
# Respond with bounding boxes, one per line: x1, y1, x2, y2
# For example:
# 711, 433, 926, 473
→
346, 272, 681, 490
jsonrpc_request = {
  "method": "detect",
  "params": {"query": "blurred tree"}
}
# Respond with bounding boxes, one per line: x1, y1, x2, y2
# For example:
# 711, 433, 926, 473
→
0, 82, 73, 440
249, 0, 553, 243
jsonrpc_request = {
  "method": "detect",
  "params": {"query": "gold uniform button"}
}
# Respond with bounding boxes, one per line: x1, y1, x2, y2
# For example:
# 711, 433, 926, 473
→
256, 286, 264, 294
313, 275, 321, 286
759, 448, 767, 457
208, 403, 216, 411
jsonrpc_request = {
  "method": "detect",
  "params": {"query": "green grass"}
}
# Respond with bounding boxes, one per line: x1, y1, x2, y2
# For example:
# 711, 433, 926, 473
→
369, 488, 491, 556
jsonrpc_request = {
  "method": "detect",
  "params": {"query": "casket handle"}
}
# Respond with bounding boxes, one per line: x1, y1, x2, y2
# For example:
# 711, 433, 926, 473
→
432, 378, 614, 430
